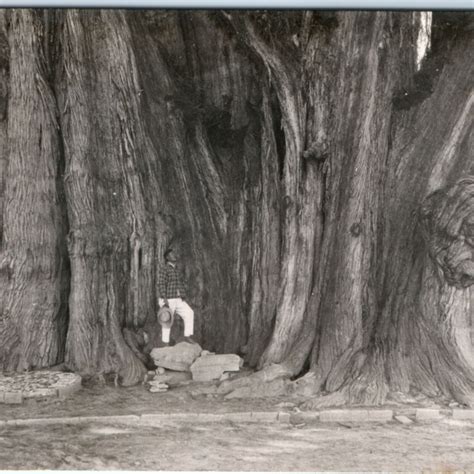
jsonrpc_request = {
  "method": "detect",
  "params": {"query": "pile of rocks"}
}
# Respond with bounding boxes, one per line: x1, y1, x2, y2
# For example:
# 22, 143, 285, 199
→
148, 380, 169, 393
146, 342, 243, 393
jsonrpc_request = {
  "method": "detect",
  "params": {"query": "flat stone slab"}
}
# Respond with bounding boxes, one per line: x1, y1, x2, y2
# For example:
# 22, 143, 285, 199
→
150, 342, 202, 372
368, 410, 393, 422
225, 411, 281, 423
320, 410, 368, 423
415, 408, 443, 421
0, 371, 82, 404
191, 367, 224, 382
452, 409, 474, 420
192, 354, 243, 371
191, 354, 243, 382
4, 391, 23, 404
290, 411, 321, 425
319, 409, 393, 423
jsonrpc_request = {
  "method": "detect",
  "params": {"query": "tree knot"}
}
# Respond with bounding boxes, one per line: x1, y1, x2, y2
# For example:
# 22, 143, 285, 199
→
420, 176, 474, 288
302, 137, 329, 162
350, 222, 362, 237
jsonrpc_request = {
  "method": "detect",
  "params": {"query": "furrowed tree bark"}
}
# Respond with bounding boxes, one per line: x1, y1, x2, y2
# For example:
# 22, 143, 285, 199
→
305, 13, 474, 407
306, 12, 420, 394
222, 12, 421, 379
243, 82, 282, 366
374, 20, 474, 405
218, 12, 473, 404
55, 10, 169, 385
222, 12, 323, 374
0, 10, 68, 370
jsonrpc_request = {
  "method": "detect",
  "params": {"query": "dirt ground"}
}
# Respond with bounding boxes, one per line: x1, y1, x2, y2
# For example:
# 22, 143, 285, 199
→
0, 382, 285, 420
0, 383, 473, 471
0, 418, 472, 471
0, 373, 453, 421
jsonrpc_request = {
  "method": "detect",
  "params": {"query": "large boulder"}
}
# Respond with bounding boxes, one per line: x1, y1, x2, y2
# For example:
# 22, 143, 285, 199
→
190, 354, 243, 382
150, 342, 202, 371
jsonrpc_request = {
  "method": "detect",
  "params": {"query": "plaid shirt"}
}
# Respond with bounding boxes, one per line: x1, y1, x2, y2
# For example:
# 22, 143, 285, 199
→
158, 262, 187, 299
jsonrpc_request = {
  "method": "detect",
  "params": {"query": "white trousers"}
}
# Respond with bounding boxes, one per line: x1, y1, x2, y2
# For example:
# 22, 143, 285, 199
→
158, 298, 194, 343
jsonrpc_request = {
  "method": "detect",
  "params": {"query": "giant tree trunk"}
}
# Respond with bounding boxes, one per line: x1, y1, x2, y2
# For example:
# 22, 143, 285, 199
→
0, 10, 68, 370
305, 13, 474, 406
0, 9, 472, 399
55, 10, 171, 385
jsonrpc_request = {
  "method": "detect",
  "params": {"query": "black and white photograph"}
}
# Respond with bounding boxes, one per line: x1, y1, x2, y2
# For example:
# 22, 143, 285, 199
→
0, 3, 472, 471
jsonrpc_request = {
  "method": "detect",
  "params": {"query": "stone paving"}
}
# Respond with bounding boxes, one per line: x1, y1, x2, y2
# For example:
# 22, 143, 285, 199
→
0, 371, 82, 404
1, 408, 473, 427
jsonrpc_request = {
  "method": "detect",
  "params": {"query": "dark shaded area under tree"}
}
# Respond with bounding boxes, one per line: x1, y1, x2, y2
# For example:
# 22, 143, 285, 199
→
0, 10, 473, 406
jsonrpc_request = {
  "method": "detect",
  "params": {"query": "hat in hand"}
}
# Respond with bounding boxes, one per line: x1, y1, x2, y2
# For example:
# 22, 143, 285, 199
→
157, 306, 174, 328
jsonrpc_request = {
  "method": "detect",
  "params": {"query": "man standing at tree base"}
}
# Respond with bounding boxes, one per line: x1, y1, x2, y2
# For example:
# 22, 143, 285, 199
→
158, 246, 195, 345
